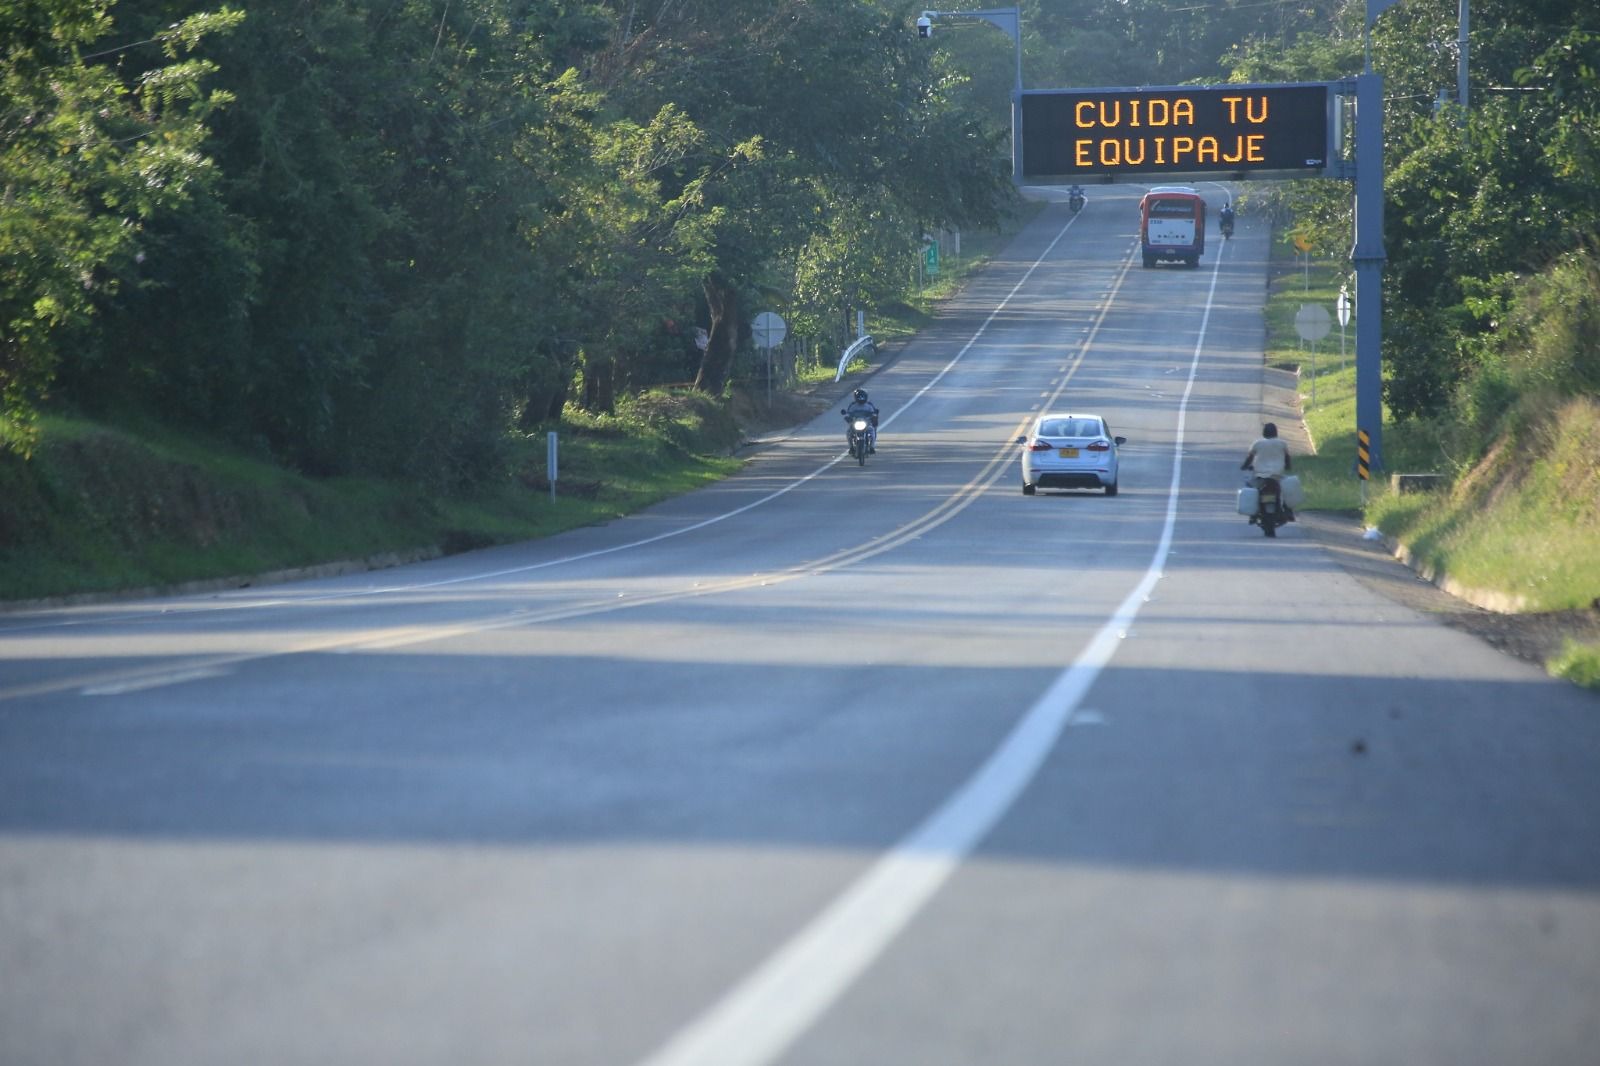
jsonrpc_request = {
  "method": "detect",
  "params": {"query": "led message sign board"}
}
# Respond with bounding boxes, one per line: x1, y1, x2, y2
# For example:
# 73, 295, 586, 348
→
1020, 83, 1332, 182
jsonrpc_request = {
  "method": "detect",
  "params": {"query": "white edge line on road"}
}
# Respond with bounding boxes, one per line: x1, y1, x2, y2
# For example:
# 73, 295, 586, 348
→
636, 236, 1228, 1066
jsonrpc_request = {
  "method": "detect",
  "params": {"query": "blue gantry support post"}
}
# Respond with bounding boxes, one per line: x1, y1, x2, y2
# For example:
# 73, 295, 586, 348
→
1352, 69, 1385, 475
1351, 0, 1401, 474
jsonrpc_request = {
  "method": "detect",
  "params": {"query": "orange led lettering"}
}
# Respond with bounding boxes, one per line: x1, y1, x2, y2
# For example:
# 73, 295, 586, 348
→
1197, 137, 1219, 163
1075, 101, 1096, 128
1099, 100, 1121, 127
1171, 136, 1195, 162
1222, 95, 1270, 124
1246, 134, 1265, 161
1173, 99, 1194, 125
1121, 139, 1146, 165
1076, 140, 1093, 166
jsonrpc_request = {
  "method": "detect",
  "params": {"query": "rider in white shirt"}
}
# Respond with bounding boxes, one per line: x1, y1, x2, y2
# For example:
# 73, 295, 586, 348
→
1241, 422, 1291, 483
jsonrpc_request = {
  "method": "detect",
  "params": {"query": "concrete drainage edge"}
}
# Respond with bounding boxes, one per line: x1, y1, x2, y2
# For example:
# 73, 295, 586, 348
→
1383, 535, 1529, 614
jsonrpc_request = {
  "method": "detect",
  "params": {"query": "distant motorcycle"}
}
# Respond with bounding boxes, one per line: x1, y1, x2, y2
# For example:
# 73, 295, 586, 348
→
843, 411, 873, 466
1068, 188, 1085, 214
1219, 209, 1235, 239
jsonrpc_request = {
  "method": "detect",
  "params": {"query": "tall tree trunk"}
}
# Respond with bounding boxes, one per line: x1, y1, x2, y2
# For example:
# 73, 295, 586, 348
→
518, 351, 573, 429
581, 352, 616, 413
693, 272, 738, 394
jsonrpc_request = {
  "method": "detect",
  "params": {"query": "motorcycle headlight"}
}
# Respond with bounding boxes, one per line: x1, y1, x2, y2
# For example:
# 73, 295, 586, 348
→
853, 419, 869, 431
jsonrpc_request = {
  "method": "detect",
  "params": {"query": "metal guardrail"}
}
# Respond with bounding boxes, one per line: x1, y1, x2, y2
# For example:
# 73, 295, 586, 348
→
834, 335, 876, 382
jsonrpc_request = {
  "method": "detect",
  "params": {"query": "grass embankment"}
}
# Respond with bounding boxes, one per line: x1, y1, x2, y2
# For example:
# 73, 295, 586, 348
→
0, 393, 740, 604
1264, 239, 1600, 689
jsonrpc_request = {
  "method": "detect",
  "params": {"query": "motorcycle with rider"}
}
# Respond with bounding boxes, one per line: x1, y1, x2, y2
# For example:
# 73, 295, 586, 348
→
841, 388, 879, 465
1240, 422, 1295, 536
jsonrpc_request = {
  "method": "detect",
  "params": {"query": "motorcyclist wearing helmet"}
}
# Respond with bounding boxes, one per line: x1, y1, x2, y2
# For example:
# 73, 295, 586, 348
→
1219, 201, 1235, 234
842, 387, 879, 453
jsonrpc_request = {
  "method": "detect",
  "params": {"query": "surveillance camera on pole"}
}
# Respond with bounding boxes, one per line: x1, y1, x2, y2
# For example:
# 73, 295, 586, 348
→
916, 13, 933, 37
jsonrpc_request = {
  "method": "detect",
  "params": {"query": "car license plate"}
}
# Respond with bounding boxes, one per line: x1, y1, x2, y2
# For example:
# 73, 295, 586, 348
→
1058, 447, 1079, 458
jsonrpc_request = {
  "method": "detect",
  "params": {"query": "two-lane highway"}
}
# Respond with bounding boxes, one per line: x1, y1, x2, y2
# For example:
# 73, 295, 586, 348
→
3, 186, 1597, 1066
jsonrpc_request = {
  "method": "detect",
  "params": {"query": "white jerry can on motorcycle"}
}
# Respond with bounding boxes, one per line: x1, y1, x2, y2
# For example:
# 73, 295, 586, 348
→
1238, 476, 1302, 515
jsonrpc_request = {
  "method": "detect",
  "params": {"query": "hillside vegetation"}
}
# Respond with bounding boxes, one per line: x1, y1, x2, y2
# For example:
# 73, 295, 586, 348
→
0, 395, 740, 603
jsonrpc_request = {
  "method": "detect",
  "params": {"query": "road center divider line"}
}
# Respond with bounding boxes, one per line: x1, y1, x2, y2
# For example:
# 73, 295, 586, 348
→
636, 240, 1229, 1066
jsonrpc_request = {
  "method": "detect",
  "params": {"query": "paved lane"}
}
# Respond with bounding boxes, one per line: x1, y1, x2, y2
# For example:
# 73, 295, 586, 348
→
2, 187, 1596, 1066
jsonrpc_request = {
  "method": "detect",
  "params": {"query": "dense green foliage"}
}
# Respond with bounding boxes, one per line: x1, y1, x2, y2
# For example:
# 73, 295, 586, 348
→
4, 0, 1015, 487
3, 0, 1595, 500
1, 2, 242, 454
1234, 0, 1598, 439
2, 0, 1366, 489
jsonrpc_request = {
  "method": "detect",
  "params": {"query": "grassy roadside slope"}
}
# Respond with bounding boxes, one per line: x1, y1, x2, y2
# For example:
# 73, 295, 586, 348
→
1262, 234, 1600, 689
0, 395, 740, 605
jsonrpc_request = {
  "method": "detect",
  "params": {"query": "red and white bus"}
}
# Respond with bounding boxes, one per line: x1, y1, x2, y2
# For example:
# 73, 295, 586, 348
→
1139, 186, 1206, 268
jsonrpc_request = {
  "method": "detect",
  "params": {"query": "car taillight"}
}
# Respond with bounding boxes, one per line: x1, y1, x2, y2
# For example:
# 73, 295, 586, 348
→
1029, 439, 1054, 451
1087, 440, 1111, 451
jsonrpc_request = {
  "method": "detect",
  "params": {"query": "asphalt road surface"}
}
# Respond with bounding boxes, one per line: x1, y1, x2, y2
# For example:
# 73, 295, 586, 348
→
3, 186, 1597, 1066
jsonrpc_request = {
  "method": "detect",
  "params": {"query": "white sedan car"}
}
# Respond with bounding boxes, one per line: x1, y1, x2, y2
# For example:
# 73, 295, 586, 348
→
1018, 413, 1125, 496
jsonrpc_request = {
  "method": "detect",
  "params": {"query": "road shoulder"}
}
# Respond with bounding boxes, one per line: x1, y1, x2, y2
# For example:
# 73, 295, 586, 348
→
1267, 367, 1600, 677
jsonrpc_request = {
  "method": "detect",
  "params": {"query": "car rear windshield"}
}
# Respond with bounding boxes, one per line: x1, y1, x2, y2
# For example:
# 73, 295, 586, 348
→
1039, 419, 1102, 438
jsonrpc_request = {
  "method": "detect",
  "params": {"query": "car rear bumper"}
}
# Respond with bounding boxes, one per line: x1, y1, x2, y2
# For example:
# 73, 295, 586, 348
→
1032, 471, 1112, 489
